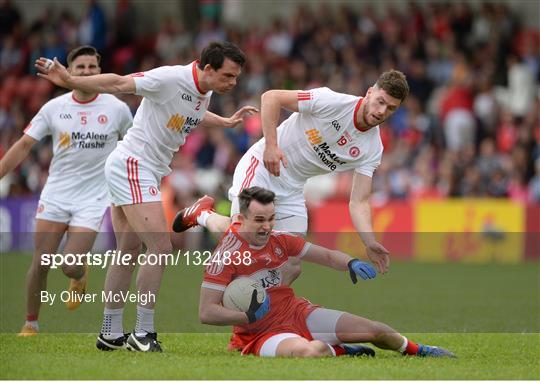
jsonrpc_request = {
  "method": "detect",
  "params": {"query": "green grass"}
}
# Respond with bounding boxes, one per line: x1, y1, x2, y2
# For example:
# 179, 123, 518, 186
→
1, 333, 539, 379
1, 253, 539, 379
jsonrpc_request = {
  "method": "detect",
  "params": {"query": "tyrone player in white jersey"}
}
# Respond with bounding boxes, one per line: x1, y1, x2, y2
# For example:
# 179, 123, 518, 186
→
35, 42, 257, 352
174, 70, 409, 276
199, 186, 455, 358
0, 46, 133, 336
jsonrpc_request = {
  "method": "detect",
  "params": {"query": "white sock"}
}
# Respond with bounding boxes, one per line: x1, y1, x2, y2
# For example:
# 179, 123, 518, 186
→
25, 320, 39, 330
197, 210, 212, 227
328, 343, 337, 356
135, 306, 154, 336
397, 336, 408, 353
101, 308, 124, 340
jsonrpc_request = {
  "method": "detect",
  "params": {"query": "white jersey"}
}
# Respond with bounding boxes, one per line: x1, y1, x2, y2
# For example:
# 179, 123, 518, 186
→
117, 62, 213, 176
249, 87, 383, 189
24, 92, 132, 203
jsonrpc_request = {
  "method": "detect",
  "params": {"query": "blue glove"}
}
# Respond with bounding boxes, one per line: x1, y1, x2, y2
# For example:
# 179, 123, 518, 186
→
348, 259, 377, 284
246, 290, 270, 323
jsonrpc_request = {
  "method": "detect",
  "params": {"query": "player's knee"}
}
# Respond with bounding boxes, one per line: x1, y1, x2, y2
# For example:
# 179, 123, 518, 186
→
291, 342, 326, 358
61, 264, 84, 279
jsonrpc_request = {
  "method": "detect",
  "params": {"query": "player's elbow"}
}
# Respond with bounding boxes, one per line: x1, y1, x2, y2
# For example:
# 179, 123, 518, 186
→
261, 90, 278, 104
198, 306, 211, 324
199, 305, 218, 325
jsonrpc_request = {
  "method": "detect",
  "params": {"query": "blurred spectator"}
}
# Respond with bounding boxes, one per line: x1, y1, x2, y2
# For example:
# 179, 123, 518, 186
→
79, 0, 107, 51
0, 0, 538, 208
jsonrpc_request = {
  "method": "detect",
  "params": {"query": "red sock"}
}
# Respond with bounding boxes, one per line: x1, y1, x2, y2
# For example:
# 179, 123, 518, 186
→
26, 314, 38, 322
332, 345, 346, 356
403, 339, 419, 355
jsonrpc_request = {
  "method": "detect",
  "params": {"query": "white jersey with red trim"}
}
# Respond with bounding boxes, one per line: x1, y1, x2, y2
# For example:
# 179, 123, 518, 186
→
117, 62, 212, 176
249, 87, 383, 189
24, 92, 132, 203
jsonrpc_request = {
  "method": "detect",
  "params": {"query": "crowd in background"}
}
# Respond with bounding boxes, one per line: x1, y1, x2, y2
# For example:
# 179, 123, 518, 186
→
1, 0, 539, 209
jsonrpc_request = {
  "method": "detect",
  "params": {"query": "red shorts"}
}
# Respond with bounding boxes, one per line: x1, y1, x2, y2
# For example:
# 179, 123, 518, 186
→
227, 286, 319, 356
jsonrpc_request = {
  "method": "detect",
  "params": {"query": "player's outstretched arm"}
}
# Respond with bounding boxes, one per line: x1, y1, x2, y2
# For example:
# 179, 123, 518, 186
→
301, 244, 376, 282
35, 57, 136, 94
199, 287, 251, 326
200, 106, 259, 129
0, 135, 38, 179
349, 172, 390, 274
261, 90, 299, 176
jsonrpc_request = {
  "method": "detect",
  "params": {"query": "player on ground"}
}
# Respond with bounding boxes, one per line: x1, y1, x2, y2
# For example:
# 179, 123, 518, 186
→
174, 70, 409, 276
199, 187, 455, 358
35, 41, 257, 352
0, 46, 133, 336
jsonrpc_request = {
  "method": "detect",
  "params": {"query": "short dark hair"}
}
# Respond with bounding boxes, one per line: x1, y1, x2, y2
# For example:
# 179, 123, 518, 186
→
376, 70, 409, 102
238, 187, 275, 215
199, 41, 246, 70
67, 45, 101, 67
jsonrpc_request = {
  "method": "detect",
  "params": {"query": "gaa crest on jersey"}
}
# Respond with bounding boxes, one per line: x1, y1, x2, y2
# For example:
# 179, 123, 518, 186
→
98, 115, 108, 124
37, 203, 45, 213
275, 247, 283, 257
349, 146, 360, 157
149, 186, 158, 196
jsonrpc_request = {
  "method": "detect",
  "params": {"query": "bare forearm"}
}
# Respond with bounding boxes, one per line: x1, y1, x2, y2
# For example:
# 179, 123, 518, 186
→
261, 91, 282, 147
0, 140, 33, 178
350, 200, 377, 246
200, 304, 249, 326
327, 250, 354, 271
200, 111, 226, 128
67, 73, 134, 94
302, 245, 353, 271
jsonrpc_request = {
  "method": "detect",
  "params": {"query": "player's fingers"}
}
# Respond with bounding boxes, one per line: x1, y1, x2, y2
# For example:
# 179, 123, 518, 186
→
273, 161, 280, 176
281, 154, 288, 168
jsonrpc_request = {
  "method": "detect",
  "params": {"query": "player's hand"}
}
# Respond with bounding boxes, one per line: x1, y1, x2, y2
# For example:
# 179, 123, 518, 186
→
224, 106, 259, 128
245, 290, 270, 323
366, 241, 390, 274
347, 259, 377, 284
35, 57, 71, 89
263, 145, 288, 177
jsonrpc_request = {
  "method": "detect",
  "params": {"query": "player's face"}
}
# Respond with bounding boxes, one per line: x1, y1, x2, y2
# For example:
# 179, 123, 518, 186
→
204, 58, 242, 94
68, 55, 101, 77
361, 86, 401, 128
239, 200, 275, 246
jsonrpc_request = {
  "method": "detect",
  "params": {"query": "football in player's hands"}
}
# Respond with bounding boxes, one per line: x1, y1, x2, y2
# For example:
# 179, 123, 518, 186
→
222, 277, 268, 321
246, 289, 270, 323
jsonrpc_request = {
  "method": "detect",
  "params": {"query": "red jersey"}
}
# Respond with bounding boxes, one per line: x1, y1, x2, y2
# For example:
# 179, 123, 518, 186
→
202, 223, 318, 355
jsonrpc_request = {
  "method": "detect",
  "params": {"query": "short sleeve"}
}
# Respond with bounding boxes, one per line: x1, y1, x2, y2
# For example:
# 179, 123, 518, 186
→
354, 134, 383, 177
132, 66, 179, 104
297, 87, 340, 120
202, 254, 236, 292
24, 104, 52, 141
117, 102, 133, 138
277, 233, 311, 259
202, 232, 239, 291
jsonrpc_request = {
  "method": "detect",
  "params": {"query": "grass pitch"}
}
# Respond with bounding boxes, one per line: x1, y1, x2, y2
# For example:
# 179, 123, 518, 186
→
1, 333, 539, 379
1, 253, 539, 379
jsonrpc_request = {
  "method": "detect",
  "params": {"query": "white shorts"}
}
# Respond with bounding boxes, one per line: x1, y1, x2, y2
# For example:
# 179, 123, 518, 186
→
228, 154, 308, 233
104, 150, 162, 206
258, 308, 345, 357
35, 197, 107, 231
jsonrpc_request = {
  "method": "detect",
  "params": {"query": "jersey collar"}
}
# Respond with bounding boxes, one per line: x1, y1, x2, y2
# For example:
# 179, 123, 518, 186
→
353, 97, 372, 132
192, 61, 207, 95
72, 92, 99, 104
